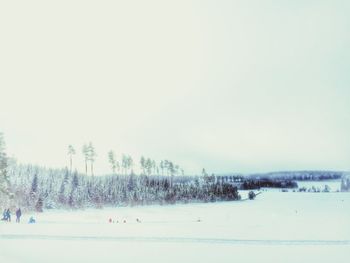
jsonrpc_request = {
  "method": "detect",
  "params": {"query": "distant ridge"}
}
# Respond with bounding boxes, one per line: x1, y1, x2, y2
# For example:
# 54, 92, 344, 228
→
218, 170, 346, 180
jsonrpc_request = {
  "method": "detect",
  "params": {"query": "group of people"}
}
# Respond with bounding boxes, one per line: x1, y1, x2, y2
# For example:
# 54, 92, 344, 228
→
108, 218, 141, 223
1, 208, 22, 223
1, 208, 37, 224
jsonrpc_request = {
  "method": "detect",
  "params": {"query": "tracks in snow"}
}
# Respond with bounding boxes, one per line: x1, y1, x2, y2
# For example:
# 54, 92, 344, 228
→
1, 234, 349, 245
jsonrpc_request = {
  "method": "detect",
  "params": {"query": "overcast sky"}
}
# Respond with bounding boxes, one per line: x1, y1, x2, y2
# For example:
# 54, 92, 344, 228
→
0, 0, 349, 175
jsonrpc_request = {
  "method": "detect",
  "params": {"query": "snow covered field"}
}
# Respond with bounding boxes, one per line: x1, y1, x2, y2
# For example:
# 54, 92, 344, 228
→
1, 191, 350, 263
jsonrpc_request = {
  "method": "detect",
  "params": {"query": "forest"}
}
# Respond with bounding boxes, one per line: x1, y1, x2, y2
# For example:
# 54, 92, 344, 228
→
1, 136, 242, 210
6, 163, 241, 211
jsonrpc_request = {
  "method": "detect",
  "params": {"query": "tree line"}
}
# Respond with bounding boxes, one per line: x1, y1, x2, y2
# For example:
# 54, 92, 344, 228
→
1, 135, 241, 211
7, 163, 241, 211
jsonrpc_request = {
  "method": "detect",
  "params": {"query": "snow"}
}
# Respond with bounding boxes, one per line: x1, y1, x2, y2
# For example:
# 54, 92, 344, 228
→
1, 191, 350, 263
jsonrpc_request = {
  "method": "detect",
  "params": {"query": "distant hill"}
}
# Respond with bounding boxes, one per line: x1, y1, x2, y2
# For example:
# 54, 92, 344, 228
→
218, 170, 345, 181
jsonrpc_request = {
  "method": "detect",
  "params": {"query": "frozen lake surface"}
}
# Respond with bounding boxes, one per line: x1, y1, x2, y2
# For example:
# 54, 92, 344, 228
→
1, 191, 349, 263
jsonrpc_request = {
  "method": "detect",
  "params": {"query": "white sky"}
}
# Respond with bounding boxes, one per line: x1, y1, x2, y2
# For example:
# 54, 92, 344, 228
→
1, 0, 349, 175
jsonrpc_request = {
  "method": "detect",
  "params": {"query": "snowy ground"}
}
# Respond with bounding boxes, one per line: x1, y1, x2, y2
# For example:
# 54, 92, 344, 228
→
1, 191, 350, 263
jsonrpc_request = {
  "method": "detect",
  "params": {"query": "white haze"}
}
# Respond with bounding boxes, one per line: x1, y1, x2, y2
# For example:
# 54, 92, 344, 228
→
0, 0, 349, 175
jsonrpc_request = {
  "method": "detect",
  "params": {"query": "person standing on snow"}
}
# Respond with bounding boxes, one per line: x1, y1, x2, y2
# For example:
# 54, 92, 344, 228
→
16, 208, 22, 223
6, 208, 11, 222
1, 209, 7, 221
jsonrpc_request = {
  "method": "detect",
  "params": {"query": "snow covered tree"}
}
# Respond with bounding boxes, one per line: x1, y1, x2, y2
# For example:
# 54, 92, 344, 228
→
29, 173, 40, 209
341, 176, 350, 192
30, 173, 38, 195
0, 132, 12, 205
69, 171, 80, 207
59, 170, 70, 205
35, 197, 44, 212
5, 157, 241, 210
248, 191, 256, 200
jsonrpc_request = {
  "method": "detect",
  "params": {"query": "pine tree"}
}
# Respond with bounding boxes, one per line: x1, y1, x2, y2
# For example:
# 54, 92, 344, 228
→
29, 173, 39, 209
31, 174, 38, 197
108, 150, 118, 175
140, 156, 146, 175
67, 145, 76, 175
146, 158, 152, 176
69, 172, 79, 207
87, 142, 96, 176
160, 160, 164, 176
82, 144, 89, 175
59, 170, 70, 204
122, 154, 128, 175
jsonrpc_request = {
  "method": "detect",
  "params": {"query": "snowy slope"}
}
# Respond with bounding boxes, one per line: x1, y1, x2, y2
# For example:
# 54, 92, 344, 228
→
1, 191, 349, 263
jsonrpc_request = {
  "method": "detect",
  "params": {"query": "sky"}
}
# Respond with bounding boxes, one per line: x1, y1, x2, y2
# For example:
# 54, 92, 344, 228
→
0, 0, 349, 175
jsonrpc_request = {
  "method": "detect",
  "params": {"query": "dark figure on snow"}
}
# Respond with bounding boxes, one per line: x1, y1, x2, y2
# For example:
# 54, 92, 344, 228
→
16, 208, 22, 223
1, 209, 7, 221
5, 209, 11, 222
28, 216, 36, 224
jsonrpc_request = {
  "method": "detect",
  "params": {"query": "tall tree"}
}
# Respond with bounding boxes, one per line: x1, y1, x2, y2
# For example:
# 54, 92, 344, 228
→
30, 173, 38, 196
59, 170, 70, 204
140, 156, 146, 175
168, 161, 175, 188
163, 160, 169, 176
160, 160, 164, 176
87, 142, 96, 176
0, 132, 11, 202
122, 154, 128, 175
69, 171, 79, 207
82, 144, 89, 175
180, 168, 185, 176
67, 145, 76, 175
108, 150, 118, 175
146, 158, 152, 176
152, 160, 156, 175
127, 155, 133, 174
30, 173, 39, 209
